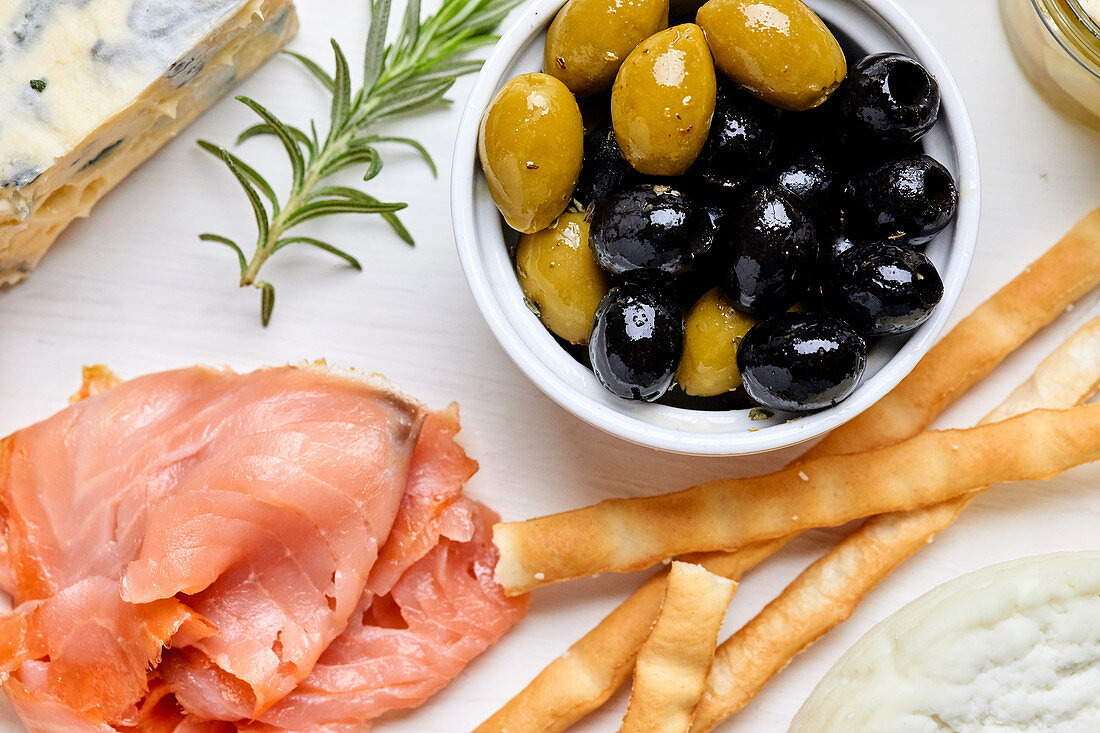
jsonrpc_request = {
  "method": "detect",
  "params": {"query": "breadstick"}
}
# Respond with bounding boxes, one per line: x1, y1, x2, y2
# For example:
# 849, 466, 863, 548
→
689, 318, 1100, 732
984, 317, 1100, 423
495, 403, 1100, 594
620, 563, 736, 733
481, 216, 1100, 730
473, 538, 784, 733
803, 207, 1100, 459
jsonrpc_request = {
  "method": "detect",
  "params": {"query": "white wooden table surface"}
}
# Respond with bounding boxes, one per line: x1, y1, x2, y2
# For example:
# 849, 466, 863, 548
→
1, 0, 1098, 731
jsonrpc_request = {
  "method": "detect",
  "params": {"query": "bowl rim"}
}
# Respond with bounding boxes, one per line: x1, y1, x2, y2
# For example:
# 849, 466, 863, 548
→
450, 0, 981, 456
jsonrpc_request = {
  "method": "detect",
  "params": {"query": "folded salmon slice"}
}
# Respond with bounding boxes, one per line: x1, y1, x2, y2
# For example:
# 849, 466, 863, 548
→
0, 367, 527, 731
0, 576, 215, 727
248, 501, 528, 731
0, 366, 422, 723
368, 406, 480, 597
160, 411, 529, 728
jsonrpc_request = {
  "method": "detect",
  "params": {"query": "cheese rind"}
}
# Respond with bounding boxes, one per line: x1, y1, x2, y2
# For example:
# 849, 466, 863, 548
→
790, 552, 1100, 733
0, 0, 299, 285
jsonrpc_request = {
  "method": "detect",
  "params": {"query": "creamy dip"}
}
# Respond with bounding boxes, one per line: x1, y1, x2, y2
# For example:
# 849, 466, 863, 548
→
790, 552, 1100, 733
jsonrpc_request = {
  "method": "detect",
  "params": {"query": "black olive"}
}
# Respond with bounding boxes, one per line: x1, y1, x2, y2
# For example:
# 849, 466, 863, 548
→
667, 188, 734, 306
838, 53, 941, 149
672, 267, 718, 308
824, 242, 944, 335
589, 276, 684, 401
574, 123, 637, 207
698, 198, 732, 241
737, 312, 867, 412
846, 154, 958, 245
719, 185, 819, 316
771, 147, 844, 223
779, 101, 839, 147
590, 184, 714, 275
697, 82, 781, 174
578, 92, 612, 131
673, 175, 743, 245
684, 167, 757, 206
820, 221, 908, 264
825, 229, 861, 263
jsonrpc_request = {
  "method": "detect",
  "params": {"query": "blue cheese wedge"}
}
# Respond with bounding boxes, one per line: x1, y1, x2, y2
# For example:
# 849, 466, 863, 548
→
0, 0, 298, 284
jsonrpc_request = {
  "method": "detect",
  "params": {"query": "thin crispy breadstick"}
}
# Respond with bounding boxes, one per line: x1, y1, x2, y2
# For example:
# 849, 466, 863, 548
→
480, 217, 1100, 730
494, 403, 1100, 594
620, 563, 736, 733
689, 504, 964, 732
474, 538, 785, 733
689, 318, 1100, 732
804, 207, 1100, 459
984, 317, 1100, 423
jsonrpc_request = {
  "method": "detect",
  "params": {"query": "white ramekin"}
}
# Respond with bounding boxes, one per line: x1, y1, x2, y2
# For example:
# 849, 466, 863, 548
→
451, 0, 980, 456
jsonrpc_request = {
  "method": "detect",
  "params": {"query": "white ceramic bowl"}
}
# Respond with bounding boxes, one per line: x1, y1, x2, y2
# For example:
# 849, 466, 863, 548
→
451, 0, 980, 456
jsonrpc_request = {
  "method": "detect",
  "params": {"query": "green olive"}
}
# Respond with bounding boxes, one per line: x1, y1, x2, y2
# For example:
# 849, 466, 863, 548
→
516, 212, 609, 344
676, 288, 755, 396
545, 0, 670, 98
478, 73, 584, 234
697, 0, 846, 111
611, 24, 717, 176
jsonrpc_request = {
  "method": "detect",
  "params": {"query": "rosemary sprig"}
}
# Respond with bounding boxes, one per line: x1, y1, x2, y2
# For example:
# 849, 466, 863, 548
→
200, 0, 520, 325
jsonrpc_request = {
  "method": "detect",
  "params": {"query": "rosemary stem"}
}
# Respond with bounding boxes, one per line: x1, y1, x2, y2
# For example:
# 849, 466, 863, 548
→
240, 139, 341, 287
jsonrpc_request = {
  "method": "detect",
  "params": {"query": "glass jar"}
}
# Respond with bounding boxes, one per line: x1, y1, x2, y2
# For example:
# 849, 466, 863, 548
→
1000, 0, 1100, 129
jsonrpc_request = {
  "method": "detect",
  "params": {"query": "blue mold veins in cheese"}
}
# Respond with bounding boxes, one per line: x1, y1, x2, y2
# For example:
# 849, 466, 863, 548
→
0, 0, 298, 285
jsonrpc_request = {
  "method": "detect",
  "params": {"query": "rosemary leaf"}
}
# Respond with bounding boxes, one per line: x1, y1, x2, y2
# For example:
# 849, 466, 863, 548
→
380, 211, 415, 245
197, 141, 279, 211
317, 147, 381, 179
286, 51, 336, 91
259, 281, 276, 326
363, 0, 392, 91
275, 237, 363, 270
283, 199, 407, 229
370, 136, 437, 176
200, 234, 248, 276
327, 41, 354, 143
218, 149, 270, 247
236, 123, 315, 154
236, 97, 307, 189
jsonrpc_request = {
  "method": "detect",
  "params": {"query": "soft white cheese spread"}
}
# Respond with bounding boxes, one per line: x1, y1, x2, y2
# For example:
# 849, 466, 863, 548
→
789, 552, 1100, 733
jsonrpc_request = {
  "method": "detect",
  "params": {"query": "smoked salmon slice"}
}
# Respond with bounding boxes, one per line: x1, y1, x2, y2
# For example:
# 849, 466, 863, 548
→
368, 407, 481, 597
249, 500, 527, 731
0, 576, 215, 727
0, 366, 527, 731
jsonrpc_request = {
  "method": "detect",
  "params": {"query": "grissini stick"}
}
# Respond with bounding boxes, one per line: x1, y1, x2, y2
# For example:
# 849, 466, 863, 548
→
479, 211, 1100, 731
494, 210, 1100, 597
690, 317, 1100, 732
619, 562, 736, 733
473, 538, 783, 733
494, 402, 1100, 594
